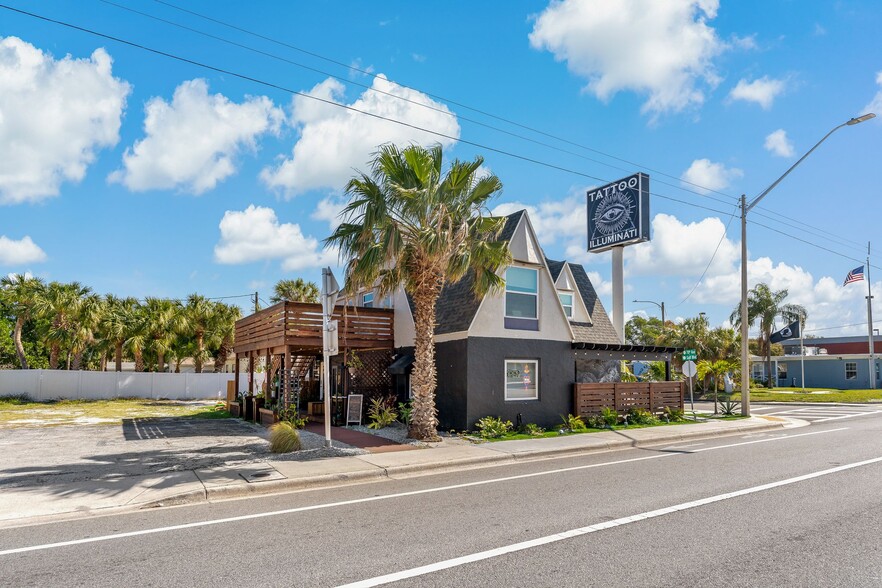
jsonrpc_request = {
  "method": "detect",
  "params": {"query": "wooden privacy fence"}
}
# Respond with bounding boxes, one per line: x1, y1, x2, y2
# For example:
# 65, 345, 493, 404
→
573, 382, 684, 417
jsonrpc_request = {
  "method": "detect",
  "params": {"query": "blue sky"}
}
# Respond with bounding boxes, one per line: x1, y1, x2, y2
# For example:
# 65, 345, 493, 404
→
1, 0, 880, 338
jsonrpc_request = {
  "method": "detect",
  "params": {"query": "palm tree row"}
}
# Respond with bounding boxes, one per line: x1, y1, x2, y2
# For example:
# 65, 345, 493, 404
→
0, 276, 241, 373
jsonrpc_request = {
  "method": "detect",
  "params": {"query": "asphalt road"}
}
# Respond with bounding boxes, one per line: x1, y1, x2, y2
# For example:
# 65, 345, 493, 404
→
4, 412, 882, 587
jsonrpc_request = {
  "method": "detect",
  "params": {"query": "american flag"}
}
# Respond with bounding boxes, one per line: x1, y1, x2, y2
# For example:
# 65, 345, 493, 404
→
843, 265, 865, 286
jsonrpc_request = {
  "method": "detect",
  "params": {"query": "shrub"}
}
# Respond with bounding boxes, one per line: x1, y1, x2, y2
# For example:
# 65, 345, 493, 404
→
518, 422, 545, 436
627, 407, 659, 426
663, 407, 686, 422
718, 395, 741, 416
560, 413, 587, 432
397, 401, 413, 425
269, 421, 302, 453
278, 406, 308, 428
475, 416, 513, 439
367, 397, 398, 430
600, 406, 619, 427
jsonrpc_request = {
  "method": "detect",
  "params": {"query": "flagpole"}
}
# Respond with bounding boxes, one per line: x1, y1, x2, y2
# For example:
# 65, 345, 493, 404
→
867, 242, 875, 390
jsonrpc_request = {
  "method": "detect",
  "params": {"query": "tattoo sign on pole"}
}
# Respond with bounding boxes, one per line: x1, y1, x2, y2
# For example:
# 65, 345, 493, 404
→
586, 172, 650, 253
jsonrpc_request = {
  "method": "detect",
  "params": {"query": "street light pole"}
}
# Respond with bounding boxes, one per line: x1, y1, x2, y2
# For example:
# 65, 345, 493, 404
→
739, 113, 875, 416
633, 299, 665, 325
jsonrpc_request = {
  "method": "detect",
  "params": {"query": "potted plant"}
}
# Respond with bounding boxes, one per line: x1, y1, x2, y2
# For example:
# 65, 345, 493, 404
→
258, 399, 279, 427
346, 350, 364, 377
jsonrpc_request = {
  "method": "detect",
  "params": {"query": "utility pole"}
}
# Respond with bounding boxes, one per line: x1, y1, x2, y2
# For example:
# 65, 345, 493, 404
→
254, 291, 259, 314
867, 242, 875, 389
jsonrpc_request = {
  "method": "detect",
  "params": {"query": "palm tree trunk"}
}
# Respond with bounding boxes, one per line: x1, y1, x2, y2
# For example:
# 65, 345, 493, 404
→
134, 350, 144, 372
12, 316, 28, 369
49, 345, 60, 370
71, 349, 84, 371
408, 287, 441, 441
115, 341, 123, 372
765, 334, 773, 388
157, 351, 165, 373
195, 332, 204, 374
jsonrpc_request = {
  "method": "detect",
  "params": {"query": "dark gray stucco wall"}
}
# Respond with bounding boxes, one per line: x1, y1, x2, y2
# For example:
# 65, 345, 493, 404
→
434, 339, 469, 430
465, 337, 574, 430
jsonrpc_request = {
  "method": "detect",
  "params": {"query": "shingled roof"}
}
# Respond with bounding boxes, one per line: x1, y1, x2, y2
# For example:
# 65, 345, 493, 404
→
433, 210, 524, 335
546, 258, 620, 345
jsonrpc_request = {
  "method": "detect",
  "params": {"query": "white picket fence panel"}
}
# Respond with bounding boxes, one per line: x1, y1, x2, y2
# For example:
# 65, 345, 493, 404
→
0, 370, 235, 401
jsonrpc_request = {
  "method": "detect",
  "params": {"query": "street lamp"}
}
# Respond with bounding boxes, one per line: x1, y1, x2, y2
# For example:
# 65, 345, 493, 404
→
633, 299, 665, 325
739, 113, 876, 416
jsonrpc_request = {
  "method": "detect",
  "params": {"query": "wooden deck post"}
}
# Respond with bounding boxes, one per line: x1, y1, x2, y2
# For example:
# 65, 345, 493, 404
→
234, 352, 240, 396
248, 351, 254, 396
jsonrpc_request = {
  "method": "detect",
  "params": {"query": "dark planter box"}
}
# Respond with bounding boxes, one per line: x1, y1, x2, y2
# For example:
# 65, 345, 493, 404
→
229, 401, 243, 418
250, 397, 265, 421
258, 407, 278, 427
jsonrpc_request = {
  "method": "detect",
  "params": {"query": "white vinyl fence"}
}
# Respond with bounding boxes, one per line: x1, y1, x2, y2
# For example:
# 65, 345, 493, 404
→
0, 370, 236, 401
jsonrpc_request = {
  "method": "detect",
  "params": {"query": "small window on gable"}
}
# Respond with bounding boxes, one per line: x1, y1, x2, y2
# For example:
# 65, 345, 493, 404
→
505, 267, 539, 330
558, 292, 573, 319
362, 292, 374, 308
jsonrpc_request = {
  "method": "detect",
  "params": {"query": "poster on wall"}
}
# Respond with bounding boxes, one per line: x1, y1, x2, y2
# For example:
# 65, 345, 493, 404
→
586, 172, 650, 253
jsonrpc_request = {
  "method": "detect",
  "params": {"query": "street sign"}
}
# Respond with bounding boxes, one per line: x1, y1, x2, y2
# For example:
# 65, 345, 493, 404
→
683, 349, 697, 361
682, 360, 697, 378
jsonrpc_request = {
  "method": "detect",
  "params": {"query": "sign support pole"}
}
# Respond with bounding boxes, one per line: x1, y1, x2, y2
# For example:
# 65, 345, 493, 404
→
867, 242, 875, 390
612, 246, 624, 342
321, 269, 332, 448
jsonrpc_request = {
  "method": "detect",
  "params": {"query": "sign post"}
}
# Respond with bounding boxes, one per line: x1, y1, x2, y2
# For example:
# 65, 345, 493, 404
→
682, 359, 697, 412
587, 173, 650, 341
321, 267, 340, 448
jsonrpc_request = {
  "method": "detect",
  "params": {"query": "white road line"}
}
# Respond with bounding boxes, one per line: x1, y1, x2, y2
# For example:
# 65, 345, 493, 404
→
813, 411, 882, 422
338, 454, 882, 588
0, 427, 847, 557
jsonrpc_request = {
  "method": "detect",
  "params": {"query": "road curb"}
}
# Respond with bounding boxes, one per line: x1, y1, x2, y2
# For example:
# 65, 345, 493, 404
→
140, 419, 785, 509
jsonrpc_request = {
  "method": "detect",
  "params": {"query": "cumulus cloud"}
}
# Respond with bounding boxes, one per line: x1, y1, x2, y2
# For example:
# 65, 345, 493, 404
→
0, 36, 130, 204
529, 0, 724, 116
492, 196, 586, 248
681, 159, 743, 193
0, 235, 47, 265
764, 129, 794, 157
261, 75, 460, 196
862, 71, 882, 118
628, 213, 737, 277
214, 205, 337, 271
728, 76, 786, 109
110, 79, 283, 194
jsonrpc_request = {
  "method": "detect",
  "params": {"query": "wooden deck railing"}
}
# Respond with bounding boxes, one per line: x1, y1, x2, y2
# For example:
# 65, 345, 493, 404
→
573, 382, 684, 417
234, 301, 394, 354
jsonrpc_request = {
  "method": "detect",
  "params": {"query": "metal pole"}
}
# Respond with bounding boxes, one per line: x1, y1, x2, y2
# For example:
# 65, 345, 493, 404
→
868, 244, 875, 386
740, 195, 751, 416
800, 327, 805, 392
321, 269, 332, 448
612, 246, 625, 343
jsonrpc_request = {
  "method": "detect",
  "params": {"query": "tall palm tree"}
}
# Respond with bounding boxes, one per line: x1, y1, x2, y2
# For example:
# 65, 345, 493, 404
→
0, 274, 45, 369
69, 294, 103, 370
142, 297, 181, 372
100, 295, 140, 372
35, 281, 91, 369
211, 303, 241, 372
125, 304, 149, 372
181, 294, 220, 373
270, 278, 320, 304
730, 283, 806, 388
326, 144, 511, 441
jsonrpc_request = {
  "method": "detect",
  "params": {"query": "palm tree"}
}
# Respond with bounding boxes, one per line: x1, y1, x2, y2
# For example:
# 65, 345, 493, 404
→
181, 294, 220, 373
35, 281, 92, 369
210, 303, 241, 372
326, 144, 511, 441
270, 278, 320, 304
69, 294, 102, 370
0, 274, 45, 369
142, 298, 181, 372
125, 305, 149, 372
100, 296, 140, 372
730, 283, 806, 388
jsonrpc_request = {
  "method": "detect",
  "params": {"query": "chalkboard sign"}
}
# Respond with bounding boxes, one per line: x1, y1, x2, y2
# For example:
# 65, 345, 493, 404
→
346, 394, 363, 426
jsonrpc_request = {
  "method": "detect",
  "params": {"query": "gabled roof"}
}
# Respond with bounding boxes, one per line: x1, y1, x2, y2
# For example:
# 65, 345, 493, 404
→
566, 262, 620, 345
433, 210, 523, 335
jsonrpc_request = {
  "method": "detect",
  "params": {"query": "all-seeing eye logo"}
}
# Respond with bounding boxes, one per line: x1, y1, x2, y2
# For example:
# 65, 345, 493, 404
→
593, 191, 634, 235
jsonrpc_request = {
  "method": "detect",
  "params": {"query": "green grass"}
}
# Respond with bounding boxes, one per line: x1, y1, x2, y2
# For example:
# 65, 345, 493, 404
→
735, 387, 882, 403
0, 397, 230, 427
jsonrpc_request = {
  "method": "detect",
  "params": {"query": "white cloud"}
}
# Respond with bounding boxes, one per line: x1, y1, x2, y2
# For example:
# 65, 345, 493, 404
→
529, 0, 724, 116
0, 235, 47, 265
586, 270, 613, 297
628, 213, 737, 277
764, 129, 794, 157
728, 76, 786, 109
680, 158, 743, 193
261, 75, 460, 196
110, 79, 283, 194
730, 34, 758, 50
311, 195, 349, 231
492, 196, 586, 248
0, 36, 130, 204
214, 205, 337, 271
862, 71, 882, 118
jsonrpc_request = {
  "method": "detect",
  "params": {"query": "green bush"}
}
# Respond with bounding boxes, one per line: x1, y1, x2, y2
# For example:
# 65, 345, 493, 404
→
367, 397, 398, 430
560, 413, 587, 432
475, 416, 513, 439
586, 415, 607, 429
663, 407, 686, 422
600, 406, 619, 427
278, 406, 308, 428
627, 407, 659, 425
518, 422, 545, 436
718, 394, 741, 416
269, 421, 302, 453
397, 401, 413, 425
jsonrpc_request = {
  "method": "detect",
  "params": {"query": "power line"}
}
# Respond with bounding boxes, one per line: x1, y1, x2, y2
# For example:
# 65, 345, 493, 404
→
672, 206, 739, 308
805, 320, 882, 333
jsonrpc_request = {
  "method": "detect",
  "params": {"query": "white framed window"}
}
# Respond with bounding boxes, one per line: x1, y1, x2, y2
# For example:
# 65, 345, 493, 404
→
505, 267, 538, 319
845, 362, 857, 380
558, 292, 573, 319
362, 292, 374, 308
505, 359, 539, 400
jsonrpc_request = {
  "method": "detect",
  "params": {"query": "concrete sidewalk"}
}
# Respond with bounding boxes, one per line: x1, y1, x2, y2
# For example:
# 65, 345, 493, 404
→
0, 417, 784, 527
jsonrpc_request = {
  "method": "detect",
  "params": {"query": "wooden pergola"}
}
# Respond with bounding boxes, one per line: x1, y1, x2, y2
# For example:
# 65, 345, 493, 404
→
232, 301, 394, 410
